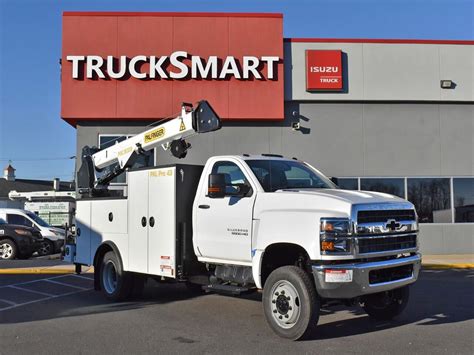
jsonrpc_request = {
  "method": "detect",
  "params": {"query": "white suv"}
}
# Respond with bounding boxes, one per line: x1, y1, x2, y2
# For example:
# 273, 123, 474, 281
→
0, 208, 65, 256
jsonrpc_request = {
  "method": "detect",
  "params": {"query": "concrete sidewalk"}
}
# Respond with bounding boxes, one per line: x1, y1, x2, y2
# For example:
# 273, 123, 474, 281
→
0, 254, 473, 274
0, 263, 93, 274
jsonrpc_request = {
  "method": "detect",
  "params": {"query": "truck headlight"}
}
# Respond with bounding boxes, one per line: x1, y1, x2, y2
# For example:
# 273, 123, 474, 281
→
320, 218, 352, 254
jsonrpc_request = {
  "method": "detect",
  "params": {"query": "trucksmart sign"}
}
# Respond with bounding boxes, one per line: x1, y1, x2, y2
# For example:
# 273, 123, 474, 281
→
61, 12, 284, 123
306, 50, 343, 91
67, 53, 280, 80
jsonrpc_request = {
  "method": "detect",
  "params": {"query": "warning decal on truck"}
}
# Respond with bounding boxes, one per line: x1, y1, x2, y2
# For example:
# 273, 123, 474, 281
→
160, 255, 174, 276
325, 269, 353, 283
144, 127, 165, 144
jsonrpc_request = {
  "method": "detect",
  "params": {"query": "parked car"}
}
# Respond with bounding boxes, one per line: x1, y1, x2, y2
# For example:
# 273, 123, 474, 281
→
0, 217, 44, 260
0, 208, 65, 256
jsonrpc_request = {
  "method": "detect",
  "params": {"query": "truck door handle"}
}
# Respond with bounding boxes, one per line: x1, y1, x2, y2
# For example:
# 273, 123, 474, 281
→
198, 204, 210, 209
141, 217, 147, 227
149, 217, 155, 227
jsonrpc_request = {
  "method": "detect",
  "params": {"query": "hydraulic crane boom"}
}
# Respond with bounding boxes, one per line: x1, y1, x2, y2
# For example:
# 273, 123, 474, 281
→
77, 100, 221, 197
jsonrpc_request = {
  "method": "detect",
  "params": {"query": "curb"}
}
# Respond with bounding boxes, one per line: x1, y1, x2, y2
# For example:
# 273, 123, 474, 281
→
0, 267, 94, 274
422, 263, 474, 270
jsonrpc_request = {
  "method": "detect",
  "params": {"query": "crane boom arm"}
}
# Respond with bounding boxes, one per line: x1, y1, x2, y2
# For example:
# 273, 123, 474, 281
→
77, 100, 221, 196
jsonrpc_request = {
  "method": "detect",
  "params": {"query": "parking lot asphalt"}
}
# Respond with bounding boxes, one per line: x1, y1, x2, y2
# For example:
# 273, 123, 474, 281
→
0, 269, 473, 355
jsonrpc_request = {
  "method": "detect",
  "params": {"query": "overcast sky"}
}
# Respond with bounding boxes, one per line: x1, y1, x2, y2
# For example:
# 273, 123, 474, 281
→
0, 0, 472, 180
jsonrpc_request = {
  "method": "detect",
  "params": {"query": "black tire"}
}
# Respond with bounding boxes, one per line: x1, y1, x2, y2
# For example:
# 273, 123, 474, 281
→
99, 251, 131, 301
263, 266, 319, 340
37, 239, 54, 256
0, 239, 17, 260
363, 286, 410, 321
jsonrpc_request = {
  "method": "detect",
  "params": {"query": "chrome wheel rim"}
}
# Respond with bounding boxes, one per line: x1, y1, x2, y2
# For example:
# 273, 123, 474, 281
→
103, 260, 118, 295
0, 243, 13, 259
270, 280, 301, 329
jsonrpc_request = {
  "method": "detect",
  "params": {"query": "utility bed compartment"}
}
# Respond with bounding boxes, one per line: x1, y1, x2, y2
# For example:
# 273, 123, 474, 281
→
74, 164, 204, 279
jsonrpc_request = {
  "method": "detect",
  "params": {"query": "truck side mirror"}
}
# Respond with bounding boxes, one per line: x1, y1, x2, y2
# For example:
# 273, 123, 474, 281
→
208, 174, 226, 198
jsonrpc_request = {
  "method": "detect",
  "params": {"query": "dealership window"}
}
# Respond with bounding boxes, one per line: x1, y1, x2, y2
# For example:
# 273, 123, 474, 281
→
98, 135, 155, 184
453, 178, 474, 223
407, 178, 451, 223
360, 178, 405, 198
334, 178, 358, 190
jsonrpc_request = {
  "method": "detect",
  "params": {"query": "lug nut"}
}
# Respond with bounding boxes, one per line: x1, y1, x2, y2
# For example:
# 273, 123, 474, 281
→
285, 314, 289, 318
289, 307, 292, 311
287, 296, 291, 300
281, 290, 285, 295
279, 315, 283, 319
275, 292, 279, 296
273, 310, 277, 313
272, 300, 276, 304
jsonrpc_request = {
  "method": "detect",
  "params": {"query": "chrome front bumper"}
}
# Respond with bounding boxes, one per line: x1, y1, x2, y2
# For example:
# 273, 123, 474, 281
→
312, 253, 421, 299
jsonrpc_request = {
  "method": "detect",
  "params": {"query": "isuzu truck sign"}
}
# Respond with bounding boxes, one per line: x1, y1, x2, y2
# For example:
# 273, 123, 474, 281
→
306, 50, 343, 91
66, 52, 279, 80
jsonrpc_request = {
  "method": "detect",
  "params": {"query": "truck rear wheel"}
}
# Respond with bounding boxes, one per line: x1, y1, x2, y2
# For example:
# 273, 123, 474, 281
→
99, 251, 131, 301
263, 266, 319, 340
363, 286, 409, 321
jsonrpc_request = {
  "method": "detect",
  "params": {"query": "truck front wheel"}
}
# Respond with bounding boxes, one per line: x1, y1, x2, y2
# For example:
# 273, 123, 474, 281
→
263, 266, 319, 340
363, 286, 409, 321
99, 251, 131, 301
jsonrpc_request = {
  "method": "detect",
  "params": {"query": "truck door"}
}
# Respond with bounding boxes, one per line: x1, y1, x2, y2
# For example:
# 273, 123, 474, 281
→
195, 160, 255, 263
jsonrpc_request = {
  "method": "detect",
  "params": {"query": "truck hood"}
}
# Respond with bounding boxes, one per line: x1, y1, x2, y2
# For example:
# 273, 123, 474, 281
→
254, 188, 414, 221
278, 188, 406, 205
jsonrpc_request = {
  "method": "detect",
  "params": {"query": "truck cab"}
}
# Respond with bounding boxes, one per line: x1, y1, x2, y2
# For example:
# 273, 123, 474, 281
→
193, 156, 420, 337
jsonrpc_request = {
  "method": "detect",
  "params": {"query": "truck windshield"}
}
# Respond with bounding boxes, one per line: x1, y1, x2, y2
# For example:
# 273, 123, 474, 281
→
25, 211, 50, 227
245, 160, 337, 192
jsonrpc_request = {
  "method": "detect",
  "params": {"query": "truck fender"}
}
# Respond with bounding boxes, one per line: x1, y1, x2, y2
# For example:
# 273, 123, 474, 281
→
251, 249, 264, 289
93, 241, 124, 291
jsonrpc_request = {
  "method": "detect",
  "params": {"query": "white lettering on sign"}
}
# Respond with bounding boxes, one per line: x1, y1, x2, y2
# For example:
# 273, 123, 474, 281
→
66, 52, 280, 80
310, 66, 339, 73
320, 78, 340, 83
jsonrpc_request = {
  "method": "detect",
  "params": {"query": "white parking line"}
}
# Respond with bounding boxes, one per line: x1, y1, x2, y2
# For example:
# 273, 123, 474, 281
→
68, 274, 94, 281
0, 275, 93, 312
8, 285, 56, 297
44, 279, 89, 290
0, 299, 17, 306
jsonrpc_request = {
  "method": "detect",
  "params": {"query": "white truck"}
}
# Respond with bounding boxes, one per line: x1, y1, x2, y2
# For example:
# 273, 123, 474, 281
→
65, 101, 421, 340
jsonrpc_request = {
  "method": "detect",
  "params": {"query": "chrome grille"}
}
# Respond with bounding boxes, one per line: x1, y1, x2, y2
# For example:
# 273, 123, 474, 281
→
358, 234, 417, 254
357, 209, 416, 224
